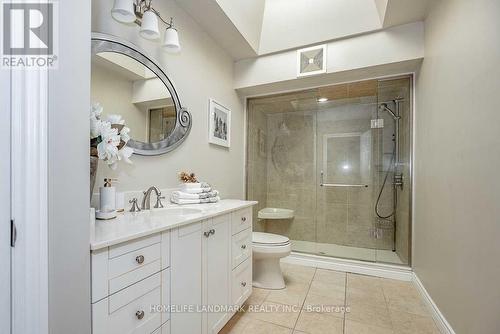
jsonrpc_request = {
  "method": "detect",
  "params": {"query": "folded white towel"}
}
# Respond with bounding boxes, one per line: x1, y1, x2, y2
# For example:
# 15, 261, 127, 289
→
170, 196, 220, 205
172, 190, 219, 200
171, 191, 199, 200
182, 187, 212, 194
200, 196, 220, 203
170, 198, 201, 205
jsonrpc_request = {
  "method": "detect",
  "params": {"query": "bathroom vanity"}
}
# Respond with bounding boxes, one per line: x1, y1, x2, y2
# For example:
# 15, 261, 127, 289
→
90, 199, 257, 334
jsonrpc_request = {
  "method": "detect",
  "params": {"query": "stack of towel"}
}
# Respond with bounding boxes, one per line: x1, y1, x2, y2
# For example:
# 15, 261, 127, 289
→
171, 182, 221, 205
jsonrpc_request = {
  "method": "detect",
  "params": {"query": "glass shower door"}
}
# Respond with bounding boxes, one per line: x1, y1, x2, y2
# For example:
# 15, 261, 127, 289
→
315, 99, 380, 261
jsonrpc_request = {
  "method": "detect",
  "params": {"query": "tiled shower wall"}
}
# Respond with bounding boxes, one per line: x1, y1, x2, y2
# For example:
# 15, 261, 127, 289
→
378, 78, 412, 264
246, 106, 268, 233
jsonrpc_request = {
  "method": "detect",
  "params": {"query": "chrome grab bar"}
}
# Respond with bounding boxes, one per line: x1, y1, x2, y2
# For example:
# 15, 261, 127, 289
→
320, 171, 368, 188
321, 183, 368, 188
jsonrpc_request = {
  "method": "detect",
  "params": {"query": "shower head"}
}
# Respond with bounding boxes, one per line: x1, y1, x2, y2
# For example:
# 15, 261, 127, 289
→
379, 103, 401, 120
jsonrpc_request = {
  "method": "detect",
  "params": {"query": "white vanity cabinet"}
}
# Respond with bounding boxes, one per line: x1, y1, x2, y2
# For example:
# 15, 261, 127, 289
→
90, 201, 256, 334
170, 209, 253, 334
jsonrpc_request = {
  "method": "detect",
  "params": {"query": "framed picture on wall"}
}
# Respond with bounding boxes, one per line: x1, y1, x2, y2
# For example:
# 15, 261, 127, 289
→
208, 99, 231, 147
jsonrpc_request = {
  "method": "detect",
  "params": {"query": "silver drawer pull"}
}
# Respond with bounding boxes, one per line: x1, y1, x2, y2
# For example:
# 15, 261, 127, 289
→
135, 310, 145, 320
241, 217, 247, 222
241, 281, 247, 287
135, 255, 145, 264
241, 244, 247, 250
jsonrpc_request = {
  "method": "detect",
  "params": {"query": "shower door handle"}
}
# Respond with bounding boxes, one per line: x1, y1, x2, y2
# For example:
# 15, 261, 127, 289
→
321, 183, 369, 188
319, 170, 368, 188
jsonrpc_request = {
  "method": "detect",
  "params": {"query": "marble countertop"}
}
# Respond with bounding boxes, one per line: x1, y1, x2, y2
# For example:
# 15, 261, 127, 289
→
90, 199, 258, 251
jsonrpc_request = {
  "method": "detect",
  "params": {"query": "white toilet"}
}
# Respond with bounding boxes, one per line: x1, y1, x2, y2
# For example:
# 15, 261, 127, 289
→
252, 232, 291, 289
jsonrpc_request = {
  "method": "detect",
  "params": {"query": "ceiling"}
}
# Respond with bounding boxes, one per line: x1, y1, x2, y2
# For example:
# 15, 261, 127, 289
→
175, 0, 430, 60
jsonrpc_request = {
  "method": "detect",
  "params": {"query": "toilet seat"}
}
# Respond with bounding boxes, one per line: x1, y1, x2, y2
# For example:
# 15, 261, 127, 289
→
252, 232, 290, 246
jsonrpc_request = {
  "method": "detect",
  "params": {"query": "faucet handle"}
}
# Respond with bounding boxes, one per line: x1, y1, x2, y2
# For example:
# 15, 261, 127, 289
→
129, 198, 141, 212
154, 195, 165, 209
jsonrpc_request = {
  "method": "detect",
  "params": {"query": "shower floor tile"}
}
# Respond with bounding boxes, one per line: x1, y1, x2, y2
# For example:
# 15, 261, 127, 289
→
220, 264, 438, 334
290, 240, 403, 264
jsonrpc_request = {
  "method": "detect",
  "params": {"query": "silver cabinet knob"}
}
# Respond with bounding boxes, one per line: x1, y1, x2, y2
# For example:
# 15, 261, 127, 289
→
241, 217, 247, 222
241, 244, 247, 249
135, 255, 145, 264
135, 310, 145, 320
210, 229, 216, 235
241, 282, 247, 287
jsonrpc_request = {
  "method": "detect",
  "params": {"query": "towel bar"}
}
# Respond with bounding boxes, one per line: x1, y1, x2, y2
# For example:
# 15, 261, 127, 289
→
320, 183, 368, 188
319, 170, 368, 188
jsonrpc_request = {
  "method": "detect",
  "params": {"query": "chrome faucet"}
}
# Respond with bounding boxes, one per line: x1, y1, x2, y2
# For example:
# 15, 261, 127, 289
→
141, 186, 165, 210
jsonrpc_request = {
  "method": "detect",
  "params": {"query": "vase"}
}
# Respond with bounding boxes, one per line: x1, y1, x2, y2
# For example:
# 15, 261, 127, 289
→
90, 156, 98, 201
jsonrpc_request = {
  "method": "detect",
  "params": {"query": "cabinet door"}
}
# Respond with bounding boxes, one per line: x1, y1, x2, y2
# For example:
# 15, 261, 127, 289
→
171, 222, 202, 334
203, 215, 231, 334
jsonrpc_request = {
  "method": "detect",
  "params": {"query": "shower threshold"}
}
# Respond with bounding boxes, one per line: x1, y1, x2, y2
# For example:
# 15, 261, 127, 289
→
291, 239, 403, 264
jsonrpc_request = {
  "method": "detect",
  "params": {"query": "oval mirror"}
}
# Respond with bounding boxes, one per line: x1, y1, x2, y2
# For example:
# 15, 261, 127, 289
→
91, 33, 191, 156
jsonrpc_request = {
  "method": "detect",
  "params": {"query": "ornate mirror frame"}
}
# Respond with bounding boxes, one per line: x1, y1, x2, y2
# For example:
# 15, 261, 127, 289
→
91, 33, 191, 156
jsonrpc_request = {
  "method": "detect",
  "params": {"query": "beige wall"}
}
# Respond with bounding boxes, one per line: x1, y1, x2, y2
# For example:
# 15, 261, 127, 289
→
259, 0, 380, 54
235, 22, 424, 90
92, 0, 245, 198
414, 0, 500, 333
215, 0, 266, 51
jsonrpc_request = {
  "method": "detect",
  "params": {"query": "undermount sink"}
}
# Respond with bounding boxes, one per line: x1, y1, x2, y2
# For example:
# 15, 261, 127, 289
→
258, 207, 294, 220
152, 207, 203, 216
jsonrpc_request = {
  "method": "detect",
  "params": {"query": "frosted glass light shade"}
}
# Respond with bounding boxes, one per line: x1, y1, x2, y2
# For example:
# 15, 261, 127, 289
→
111, 0, 136, 23
139, 11, 160, 40
162, 27, 181, 53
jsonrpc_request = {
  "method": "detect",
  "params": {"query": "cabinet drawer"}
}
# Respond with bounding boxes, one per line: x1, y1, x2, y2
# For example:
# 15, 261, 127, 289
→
109, 242, 161, 279
231, 258, 252, 307
231, 228, 251, 269
109, 234, 161, 259
92, 273, 163, 334
92, 232, 170, 303
231, 208, 252, 235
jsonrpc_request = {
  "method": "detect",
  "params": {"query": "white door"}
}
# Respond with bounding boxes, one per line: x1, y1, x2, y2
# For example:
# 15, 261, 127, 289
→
203, 215, 231, 334
170, 222, 203, 334
0, 64, 12, 333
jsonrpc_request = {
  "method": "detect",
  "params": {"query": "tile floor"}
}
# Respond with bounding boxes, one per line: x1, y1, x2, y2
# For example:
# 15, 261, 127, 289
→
220, 263, 440, 334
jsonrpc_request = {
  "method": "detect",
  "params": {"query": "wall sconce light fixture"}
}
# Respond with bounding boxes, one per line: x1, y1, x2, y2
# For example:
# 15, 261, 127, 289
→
111, 0, 181, 53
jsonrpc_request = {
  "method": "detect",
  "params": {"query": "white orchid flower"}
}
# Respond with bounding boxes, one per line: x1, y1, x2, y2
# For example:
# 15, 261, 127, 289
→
119, 146, 134, 164
90, 116, 102, 139
106, 114, 125, 125
120, 126, 131, 143
91, 102, 103, 119
97, 122, 121, 166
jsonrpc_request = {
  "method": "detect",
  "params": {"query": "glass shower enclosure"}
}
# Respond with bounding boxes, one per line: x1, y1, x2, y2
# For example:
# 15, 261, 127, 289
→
246, 77, 412, 265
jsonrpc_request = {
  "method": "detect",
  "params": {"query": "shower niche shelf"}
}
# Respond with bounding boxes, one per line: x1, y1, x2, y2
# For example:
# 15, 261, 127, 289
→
258, 208, 294, 220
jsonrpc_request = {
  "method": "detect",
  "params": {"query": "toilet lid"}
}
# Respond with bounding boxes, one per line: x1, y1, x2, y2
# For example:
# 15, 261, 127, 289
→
252, 232, 290, 246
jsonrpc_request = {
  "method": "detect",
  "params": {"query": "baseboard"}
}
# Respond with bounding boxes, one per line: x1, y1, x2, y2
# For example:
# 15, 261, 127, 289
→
282, 252, 413, 281
412, 273, 456, 334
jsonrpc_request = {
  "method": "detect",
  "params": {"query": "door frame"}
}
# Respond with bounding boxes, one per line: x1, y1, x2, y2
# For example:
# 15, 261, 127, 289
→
1, 63, 12, 334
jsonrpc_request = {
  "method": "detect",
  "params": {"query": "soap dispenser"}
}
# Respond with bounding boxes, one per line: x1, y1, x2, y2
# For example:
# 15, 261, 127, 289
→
96, 178, 117, 220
